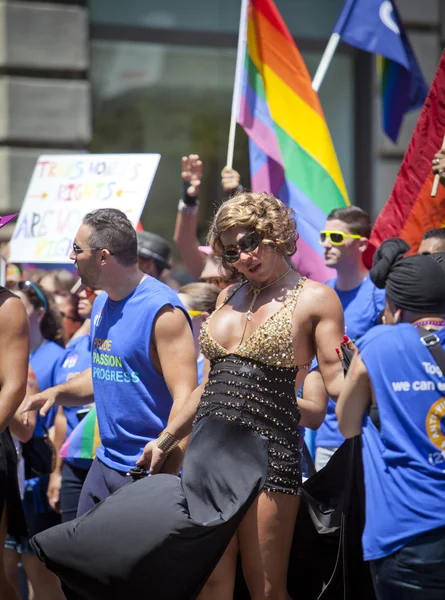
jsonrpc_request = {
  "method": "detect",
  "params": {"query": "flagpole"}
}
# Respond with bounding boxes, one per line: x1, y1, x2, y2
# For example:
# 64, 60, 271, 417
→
226, 0, 250, 169
312, 33, 341, 93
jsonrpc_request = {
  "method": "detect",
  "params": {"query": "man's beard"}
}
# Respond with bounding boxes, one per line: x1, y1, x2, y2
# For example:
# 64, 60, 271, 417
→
78, 264, 98, 289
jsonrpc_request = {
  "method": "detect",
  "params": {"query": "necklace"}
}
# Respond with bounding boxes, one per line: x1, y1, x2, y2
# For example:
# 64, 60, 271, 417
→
413, 320, 445, 329
237, 265, 292, 348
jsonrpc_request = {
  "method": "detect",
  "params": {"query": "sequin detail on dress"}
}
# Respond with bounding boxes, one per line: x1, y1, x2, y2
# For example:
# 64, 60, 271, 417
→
196, 278, 308, 495
199, 278, 306, 369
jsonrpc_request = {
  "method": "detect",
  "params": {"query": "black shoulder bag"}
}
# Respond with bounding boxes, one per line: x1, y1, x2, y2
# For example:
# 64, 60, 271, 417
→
22, 426, 56, 480
417, 327, 445, 372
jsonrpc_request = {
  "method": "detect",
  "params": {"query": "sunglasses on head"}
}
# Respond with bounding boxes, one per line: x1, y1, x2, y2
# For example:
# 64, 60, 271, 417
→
320, 230, 361, 246
200, 277, 229, 287
17, 281, 49, 313
222, 231, 261, 264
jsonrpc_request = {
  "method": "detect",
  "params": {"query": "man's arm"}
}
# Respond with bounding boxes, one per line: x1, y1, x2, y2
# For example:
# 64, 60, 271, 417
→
21, 368, 94, 423
173, 154, 205, 280
311, 284, 346, 402
137, 360, 210, 473
0, 296, 30, 432
336, 352, 372, 438
151, 306, 198, 420
136, 306, 201, 473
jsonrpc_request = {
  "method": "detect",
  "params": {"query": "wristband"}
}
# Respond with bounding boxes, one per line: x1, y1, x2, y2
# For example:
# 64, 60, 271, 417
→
182, 181, 199, 207
178, 199, 199, 215
157, 432, 180, 454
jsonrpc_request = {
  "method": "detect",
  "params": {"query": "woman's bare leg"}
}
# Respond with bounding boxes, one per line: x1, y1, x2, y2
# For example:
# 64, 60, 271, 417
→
239, 491, 300, 600
197, 534, 239, 600
0, 507, 21, 600
22, 553, 66, 600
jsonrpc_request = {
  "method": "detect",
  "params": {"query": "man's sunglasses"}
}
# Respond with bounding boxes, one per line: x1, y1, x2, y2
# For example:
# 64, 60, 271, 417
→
319, 230, 361, 246
16, 281, 49, 313
222, 231, 261, 264
72, 242, 114, 256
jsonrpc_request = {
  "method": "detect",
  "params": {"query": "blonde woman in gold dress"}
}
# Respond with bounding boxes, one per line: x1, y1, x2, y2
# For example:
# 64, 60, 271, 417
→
30, 193, 345, 600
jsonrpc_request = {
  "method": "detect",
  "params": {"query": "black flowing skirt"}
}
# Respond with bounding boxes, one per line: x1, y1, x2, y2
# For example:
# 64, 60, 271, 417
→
31, 416, 269, 600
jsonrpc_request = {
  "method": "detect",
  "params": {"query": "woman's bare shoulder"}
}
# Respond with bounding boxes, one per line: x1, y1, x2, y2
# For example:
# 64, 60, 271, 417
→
299, 278, 343, 314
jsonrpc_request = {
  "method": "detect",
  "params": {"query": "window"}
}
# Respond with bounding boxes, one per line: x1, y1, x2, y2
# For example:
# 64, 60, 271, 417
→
90, 0, 359, 261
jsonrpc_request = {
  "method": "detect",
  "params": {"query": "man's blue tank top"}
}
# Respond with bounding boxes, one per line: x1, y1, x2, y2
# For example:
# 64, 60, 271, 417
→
90, 276, 189, 472
54, 334, 92, 469
357, 324, 445, 560
316, 276, 385, 448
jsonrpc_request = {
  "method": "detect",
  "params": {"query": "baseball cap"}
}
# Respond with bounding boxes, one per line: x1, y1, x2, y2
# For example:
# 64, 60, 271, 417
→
137, 231, 172, 270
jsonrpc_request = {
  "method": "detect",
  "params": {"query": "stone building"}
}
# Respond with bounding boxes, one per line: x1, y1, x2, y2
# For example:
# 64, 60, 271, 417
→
0, 0, 443, 242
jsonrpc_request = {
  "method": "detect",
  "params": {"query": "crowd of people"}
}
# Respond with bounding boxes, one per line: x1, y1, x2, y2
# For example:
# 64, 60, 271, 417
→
0, 151, 444, 600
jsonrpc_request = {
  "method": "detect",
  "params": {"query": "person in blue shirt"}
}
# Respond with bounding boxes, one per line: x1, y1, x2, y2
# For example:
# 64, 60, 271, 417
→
315, 206, 385, 470
23, 209, 197, 516
49, 287, 100, 523
337, 238, 445, 600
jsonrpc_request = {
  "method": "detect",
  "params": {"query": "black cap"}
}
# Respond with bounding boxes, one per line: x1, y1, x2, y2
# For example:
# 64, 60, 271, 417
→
137, 231, 171, 270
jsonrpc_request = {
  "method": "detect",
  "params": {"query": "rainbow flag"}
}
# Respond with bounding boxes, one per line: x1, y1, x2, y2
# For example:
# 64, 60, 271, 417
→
333, 0, 427, 143
237, 0, 349, 282
370, 48, 445, 251
60, 405, 100, 461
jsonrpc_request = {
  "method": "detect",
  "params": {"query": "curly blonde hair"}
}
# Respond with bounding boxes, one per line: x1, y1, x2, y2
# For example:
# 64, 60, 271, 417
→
208, 192, 298, 279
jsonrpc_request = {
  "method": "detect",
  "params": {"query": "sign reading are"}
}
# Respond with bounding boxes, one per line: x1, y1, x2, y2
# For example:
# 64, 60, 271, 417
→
9, 153, 160, 264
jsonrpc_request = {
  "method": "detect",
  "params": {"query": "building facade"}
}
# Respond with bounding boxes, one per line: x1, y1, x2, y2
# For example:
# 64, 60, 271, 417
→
0, 0, 443, 243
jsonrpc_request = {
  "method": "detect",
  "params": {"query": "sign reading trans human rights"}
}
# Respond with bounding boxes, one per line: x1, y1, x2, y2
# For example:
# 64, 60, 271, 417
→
9, 153, 161, 264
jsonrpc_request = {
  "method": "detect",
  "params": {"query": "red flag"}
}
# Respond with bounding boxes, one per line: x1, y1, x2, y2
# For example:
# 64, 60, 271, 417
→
370, 49, 445, 253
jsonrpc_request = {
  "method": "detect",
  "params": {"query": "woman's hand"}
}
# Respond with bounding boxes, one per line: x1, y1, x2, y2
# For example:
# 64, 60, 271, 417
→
335, 335, 357, 362
47, 470, 62, 513
136, 440, 168, 475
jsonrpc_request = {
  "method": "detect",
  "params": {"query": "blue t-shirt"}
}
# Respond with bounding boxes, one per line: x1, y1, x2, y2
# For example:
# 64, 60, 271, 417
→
316, 276, 385, 448
91, 276, 189, 472
54, 334, 92, 469
30, 340, 66, 435
357, 324, 445, 560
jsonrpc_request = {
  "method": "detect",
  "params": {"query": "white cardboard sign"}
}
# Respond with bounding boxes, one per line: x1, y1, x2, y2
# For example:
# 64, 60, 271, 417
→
9, 153, 160, 264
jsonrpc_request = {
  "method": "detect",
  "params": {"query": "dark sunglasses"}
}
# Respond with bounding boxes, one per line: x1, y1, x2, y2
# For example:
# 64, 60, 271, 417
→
17, 281, 49, 313
222, 231, 261, 264
72, 242, 114, 256
200, 277, 230, 287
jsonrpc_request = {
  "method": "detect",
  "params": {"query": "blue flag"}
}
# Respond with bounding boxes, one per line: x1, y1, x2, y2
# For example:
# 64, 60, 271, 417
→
333, 0, 428, 142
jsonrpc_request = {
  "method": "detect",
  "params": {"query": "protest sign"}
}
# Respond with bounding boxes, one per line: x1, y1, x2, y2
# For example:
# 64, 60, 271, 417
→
9, 154, 160, 264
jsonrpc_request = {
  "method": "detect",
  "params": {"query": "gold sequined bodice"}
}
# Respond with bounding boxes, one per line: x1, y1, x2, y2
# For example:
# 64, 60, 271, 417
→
199, 278, 306, 369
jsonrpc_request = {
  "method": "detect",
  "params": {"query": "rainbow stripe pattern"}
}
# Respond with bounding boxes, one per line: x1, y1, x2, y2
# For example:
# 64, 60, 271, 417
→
237, 0, 349, 282
60, 406, 100, 461
377, 55, 422, 143
333, 0, 427, 144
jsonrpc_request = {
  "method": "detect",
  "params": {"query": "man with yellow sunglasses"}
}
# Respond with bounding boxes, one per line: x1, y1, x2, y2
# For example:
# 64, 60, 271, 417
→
312, 207, 386, 471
